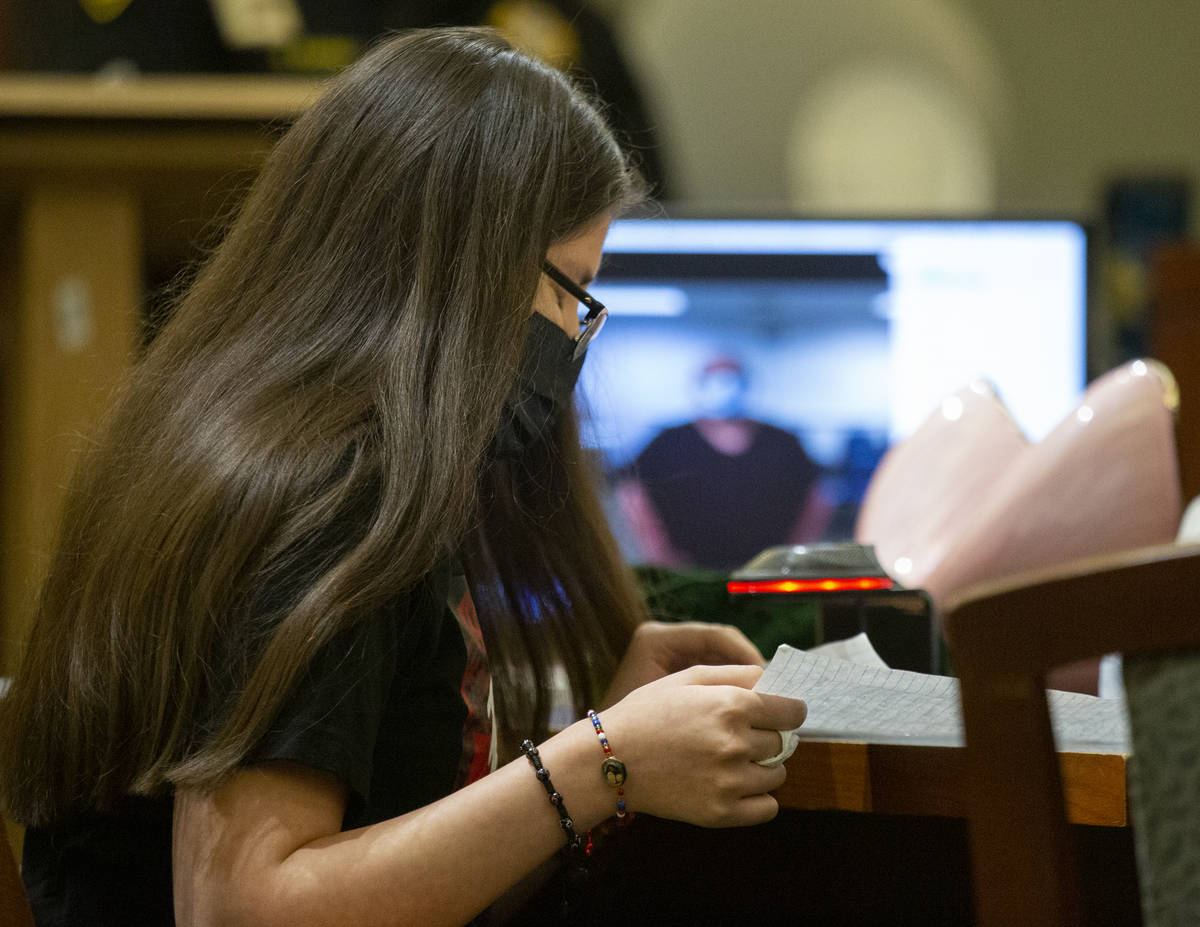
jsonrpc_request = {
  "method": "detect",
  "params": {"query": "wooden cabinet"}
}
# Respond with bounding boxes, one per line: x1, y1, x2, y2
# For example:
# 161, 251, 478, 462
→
0, 75, 319, 673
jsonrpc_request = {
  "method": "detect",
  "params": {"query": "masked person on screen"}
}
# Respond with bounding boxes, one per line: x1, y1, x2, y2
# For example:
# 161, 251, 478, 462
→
618, 355, 833, 570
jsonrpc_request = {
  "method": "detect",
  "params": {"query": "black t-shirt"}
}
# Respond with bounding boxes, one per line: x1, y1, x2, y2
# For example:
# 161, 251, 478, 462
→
634, 421, 821, 570
21, 561, 468, 926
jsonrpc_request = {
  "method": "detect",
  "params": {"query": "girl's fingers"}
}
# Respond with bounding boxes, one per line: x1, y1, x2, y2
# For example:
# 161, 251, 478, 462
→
674, 662, 764, 689
658, 622, 765, 668
743, 761, 790, 797
665, 667, 808, 735
724, 793, 782, 828
744, 691, 811, 734
748, 727, 786, 763
748, 692, 808, 733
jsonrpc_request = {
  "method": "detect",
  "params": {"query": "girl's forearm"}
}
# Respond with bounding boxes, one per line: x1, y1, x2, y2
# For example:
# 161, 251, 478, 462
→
175, 718, 612, 927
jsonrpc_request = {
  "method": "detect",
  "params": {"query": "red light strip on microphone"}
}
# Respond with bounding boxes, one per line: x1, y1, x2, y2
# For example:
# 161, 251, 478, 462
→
726, 576, 894, 595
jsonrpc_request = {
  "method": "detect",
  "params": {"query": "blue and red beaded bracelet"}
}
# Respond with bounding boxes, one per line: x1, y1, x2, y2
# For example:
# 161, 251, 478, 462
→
586, 709, 630, 822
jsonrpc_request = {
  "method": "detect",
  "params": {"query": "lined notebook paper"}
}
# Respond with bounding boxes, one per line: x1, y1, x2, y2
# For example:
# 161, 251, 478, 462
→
754, 644, 1129, 754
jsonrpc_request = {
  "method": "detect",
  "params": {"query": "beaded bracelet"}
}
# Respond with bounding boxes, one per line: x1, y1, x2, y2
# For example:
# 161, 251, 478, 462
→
586, 709, 629, 821
520, 739, 588, 858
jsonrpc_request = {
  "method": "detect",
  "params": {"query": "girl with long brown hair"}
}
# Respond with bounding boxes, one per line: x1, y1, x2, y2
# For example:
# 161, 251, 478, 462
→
0, 27, 806, 926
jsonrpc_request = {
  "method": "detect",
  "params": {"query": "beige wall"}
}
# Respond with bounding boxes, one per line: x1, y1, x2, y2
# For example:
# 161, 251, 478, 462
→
604, 0, 1200, 228
958, 0, 1200, 223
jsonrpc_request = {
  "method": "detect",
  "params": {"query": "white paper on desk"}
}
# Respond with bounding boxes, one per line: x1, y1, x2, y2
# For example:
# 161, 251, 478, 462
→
806, 632, 889, 668
754, 644, 1129, 754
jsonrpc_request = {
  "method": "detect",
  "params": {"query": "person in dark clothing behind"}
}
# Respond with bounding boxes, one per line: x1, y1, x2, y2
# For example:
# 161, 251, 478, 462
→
617, 356, 833, 570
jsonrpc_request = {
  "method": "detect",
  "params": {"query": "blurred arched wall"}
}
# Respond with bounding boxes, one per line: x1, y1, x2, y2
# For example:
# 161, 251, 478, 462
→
599, 0, 1200, 227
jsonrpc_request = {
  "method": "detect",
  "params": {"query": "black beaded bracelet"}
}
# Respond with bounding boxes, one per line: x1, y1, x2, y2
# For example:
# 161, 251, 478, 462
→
520, 739, 587, 859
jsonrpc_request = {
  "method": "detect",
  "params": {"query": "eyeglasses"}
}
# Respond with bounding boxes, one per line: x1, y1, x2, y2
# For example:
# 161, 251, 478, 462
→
542, 259, 609, 360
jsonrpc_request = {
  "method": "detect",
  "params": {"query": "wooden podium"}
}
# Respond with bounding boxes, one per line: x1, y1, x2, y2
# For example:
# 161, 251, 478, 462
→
519, 741, 1137, 925
0, 75, 322, 674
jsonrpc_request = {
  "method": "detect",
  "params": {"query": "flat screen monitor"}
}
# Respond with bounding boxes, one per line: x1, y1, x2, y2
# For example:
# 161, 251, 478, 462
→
579, 217, 1089, 570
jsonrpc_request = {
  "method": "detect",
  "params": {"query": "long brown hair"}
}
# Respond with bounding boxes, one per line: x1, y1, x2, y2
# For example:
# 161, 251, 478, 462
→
0, 27, 646, 827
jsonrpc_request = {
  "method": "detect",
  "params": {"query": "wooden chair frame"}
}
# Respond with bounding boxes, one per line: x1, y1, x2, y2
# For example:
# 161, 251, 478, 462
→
943, 542, 1200, 927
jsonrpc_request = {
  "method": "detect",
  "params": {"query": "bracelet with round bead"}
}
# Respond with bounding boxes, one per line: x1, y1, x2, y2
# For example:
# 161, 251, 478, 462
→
586, 709, 630, 822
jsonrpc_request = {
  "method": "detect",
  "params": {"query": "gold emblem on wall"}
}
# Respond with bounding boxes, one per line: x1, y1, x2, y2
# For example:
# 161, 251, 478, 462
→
485, 1, 581, 70
79, 0, 134, 24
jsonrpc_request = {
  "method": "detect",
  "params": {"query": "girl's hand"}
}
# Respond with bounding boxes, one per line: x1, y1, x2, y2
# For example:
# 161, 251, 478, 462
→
599, 663, 807, 828
603, 620, 765, 707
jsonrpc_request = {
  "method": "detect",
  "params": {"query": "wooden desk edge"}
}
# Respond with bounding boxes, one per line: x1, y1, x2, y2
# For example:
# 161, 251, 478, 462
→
775, 739, 1127, 827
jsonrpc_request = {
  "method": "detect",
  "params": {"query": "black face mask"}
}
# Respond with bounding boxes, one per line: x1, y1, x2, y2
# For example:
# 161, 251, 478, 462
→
494, 313, 585, 458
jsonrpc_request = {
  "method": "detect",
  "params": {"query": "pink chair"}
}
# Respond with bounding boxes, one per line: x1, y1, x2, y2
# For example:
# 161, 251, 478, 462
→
857, 360, 1183, 613
856, 378, 1027, 589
